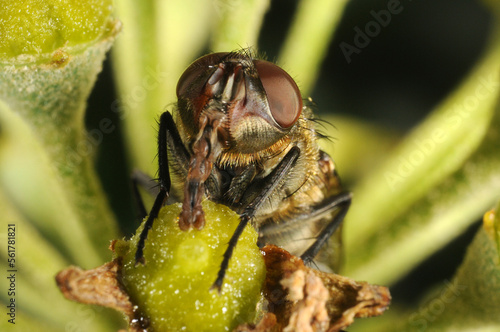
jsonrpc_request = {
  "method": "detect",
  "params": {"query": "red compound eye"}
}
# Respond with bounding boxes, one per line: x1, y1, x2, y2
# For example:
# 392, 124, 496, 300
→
176, 52, 229, 99
254, 60, 302, 128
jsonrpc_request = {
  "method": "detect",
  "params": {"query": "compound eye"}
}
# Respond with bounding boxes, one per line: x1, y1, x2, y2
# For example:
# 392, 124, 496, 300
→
254, 60, 303, 128
176, 52, 229, 98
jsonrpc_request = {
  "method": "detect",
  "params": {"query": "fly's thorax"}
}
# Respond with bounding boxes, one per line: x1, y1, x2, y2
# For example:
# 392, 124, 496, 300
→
247, 114, 329, 223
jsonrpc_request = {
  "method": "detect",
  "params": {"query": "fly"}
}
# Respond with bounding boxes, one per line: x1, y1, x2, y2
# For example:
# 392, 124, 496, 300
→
134, 50, 352, 291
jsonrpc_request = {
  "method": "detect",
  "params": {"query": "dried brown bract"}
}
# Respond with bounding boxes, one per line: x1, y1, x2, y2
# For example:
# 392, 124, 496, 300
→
256, 245, 391, 332
56, 259, 132, 316
55, 255, 148, 332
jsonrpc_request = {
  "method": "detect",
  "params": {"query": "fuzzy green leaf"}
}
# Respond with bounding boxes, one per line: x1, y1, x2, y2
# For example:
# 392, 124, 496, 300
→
0, 1, 121, 330
398, 224, 500, 331
343, 26, 500, 284
0, 189, 120, 331
0, 0, 114, 63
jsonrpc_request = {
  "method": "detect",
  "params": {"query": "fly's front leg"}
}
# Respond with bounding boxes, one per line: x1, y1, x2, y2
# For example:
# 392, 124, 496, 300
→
212, 146, 301, 291
300, 192, 352, 265
135, 111, 181, 265
225, 164, 257, 204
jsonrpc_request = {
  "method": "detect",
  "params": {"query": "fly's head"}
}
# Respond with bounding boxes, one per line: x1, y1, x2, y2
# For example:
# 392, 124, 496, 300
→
176, 51, 304, 160
174, 51, 304, 229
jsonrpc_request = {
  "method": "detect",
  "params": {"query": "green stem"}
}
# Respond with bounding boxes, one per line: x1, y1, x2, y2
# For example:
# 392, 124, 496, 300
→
210, 0, 270, 52
278, 0, 350, 95
399, 226, 500, 331
112, 0, 215, 174
344, 74, 500, 286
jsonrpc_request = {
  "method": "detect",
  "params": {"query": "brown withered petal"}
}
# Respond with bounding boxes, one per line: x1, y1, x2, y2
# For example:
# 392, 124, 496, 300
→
282, 269, 330, 332
258, 245, 391, 332
55, 259, 149, 332
55, 260, 133, 317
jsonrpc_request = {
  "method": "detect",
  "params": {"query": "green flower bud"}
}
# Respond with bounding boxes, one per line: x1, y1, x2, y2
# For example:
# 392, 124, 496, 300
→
117, 201, 266, 332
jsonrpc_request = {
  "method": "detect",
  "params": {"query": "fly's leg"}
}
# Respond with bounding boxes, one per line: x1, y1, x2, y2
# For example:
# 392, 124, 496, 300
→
212, 146, 301, 291
300, 192, 352, 265
135, 111, 179, 265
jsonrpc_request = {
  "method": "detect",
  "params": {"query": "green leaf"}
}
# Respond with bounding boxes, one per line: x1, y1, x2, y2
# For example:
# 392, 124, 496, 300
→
398, 224, 500, 331
0, 0, 115, 62
0, 189, 120, 331
343, 25, 500, 284
0, 2, 121, 330
319, 115, 400, 184
350, 209, 500, 332
278, 0, 350, 95
211, 0, 270, 52
0, 0, 120, 267
0, 310, 63, 332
